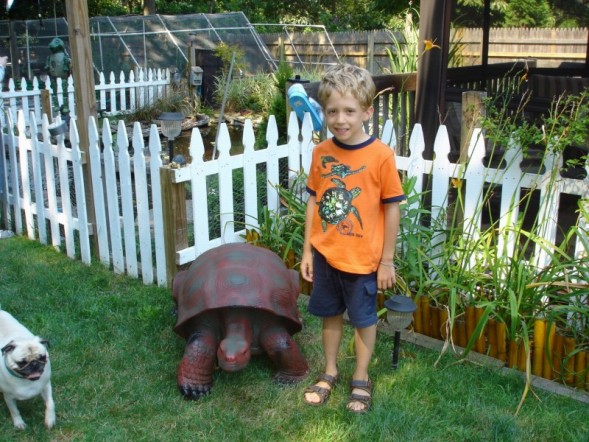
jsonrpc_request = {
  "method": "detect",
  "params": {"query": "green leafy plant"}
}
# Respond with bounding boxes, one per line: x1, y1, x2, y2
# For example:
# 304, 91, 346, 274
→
240, 170, 307, 266
394, 175, 434, 298
122, 90, 201, 123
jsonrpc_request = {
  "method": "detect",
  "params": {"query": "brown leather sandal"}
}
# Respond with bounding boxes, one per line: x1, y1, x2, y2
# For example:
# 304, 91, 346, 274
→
303, 373, 338, 406
347, 378, 372, 413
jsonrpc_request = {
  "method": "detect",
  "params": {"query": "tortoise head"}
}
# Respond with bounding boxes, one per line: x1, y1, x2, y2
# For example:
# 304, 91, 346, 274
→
217, 309, 253, 372
218, 336, 251, 372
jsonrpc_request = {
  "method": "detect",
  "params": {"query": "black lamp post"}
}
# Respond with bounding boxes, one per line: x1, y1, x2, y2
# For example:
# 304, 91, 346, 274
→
157, 112, 183, 163
384, 295, 417, 370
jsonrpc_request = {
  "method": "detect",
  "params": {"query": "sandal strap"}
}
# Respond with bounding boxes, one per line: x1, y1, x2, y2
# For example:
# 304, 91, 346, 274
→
304, 384, 330, 396
316, 373, 338, 388
349, 392, 371, 406
349, 378, 372, 394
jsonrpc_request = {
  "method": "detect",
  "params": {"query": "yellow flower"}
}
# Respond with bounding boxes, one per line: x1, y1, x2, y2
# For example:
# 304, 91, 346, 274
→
423, 39, 440, 52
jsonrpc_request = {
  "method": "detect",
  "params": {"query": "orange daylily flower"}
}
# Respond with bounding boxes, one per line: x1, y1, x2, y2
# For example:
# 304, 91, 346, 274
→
423, 39, 440, 52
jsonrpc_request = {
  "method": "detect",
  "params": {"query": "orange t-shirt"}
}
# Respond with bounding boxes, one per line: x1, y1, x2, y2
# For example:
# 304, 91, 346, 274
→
306, 136, 405, 274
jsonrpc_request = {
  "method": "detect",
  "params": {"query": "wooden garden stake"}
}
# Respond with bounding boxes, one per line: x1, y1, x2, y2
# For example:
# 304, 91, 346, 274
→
517, 342, 527, 372
563, 336, 576, 385
413, 298, 423, 334
585, 351, 589, 391
486, 318, 497, 358
420, 296, 431, 337
439, 308, 449, 340
552, 332, 564, 381
465, 305, 475, 344
574, 351, 586, 389
532, 318, 546, 377
430, 305, 441, 340
542, 322, 556, 379
508, 340, 517, 368
455, 318, 467, 348
474, 307, 486, 354
495, 321, 507, 362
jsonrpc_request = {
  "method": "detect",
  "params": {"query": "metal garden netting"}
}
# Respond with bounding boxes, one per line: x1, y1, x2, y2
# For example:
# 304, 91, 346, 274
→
0, 12, 276, 82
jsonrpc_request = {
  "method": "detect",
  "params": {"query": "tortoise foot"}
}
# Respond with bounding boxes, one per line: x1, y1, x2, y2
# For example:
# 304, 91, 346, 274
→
178, 382, 212, 400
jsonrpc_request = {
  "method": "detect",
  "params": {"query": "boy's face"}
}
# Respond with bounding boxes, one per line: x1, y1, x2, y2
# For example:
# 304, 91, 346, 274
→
323, 91, 373, 145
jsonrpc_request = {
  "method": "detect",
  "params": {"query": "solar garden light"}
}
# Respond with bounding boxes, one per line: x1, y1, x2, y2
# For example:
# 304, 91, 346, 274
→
47, 118, 68, 138
157, 112, 183, 164
384, 294, 417, 370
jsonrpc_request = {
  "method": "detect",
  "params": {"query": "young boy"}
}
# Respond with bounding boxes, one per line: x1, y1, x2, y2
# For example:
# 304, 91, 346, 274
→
301, 63, 405, 413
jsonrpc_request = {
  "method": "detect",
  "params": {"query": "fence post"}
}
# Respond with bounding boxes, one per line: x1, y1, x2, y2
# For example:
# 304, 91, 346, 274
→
160, 167, 188, 287
41, 90, 53, 123
460, 91, 486, 163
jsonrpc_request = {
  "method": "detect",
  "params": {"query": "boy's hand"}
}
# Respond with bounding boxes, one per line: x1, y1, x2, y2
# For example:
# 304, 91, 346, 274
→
377, 262, 396, 291
301, 250, 313, 282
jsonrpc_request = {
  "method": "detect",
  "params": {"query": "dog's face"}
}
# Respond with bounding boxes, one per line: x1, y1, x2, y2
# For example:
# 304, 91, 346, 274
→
1, 338, 50, 381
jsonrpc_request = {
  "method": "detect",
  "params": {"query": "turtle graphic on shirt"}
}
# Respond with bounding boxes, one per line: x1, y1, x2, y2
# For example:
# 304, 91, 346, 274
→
321, 163, 366, 179
318, 177, 363, 232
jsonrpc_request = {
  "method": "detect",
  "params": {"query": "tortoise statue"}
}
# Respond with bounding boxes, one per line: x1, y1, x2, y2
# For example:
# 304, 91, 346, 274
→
172, 242, 309, 399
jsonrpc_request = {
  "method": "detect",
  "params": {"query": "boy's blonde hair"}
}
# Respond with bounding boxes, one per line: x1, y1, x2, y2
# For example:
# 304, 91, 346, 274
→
317, 63, 376, 110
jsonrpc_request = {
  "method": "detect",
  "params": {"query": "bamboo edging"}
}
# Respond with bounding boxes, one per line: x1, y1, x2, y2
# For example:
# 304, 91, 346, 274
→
411, 305, 588, 391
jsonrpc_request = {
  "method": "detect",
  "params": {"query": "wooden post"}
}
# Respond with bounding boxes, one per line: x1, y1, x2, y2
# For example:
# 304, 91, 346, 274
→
65, 0, 97, 249
8, 21, 20, 81
41, 90, 53, 123
460, 91, 486, 163
160, 167, 188, 287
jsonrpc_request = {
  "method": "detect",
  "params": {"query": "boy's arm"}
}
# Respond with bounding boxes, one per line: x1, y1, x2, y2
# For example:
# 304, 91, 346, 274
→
378, 201, 401, 291
301, 195, 316, 282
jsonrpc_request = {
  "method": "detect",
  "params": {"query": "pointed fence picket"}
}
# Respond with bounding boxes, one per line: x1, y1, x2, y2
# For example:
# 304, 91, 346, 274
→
0, 68, 170, 128
168, 112, 315, 269
1, 110, 91, 262
0, 108, 586, 289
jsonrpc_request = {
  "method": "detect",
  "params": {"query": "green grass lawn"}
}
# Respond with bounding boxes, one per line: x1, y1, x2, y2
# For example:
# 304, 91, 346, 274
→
0, 236, 588, 442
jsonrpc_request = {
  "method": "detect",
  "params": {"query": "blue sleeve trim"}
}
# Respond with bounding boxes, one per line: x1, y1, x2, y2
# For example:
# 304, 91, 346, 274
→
306, 186, 316, 196
382, 195, 406, 204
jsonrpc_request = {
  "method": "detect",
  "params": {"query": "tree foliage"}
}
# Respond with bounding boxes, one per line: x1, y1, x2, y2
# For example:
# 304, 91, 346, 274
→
0, 0, 586, 29
504, 0, 555, 27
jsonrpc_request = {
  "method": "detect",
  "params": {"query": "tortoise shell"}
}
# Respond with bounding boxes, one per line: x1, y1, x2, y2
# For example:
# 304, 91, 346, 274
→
172, 243, 302, 338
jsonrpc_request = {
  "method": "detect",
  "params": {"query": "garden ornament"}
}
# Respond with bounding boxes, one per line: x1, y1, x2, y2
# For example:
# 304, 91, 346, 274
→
172, 243, 309, 399
45, 37, 71, 79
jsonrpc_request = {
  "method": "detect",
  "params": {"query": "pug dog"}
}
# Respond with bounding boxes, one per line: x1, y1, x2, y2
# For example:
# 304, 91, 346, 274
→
0, 309, 55, 430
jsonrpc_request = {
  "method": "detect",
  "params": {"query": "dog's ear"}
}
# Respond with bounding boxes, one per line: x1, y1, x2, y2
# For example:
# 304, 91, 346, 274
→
39, 338, 51, 349
1, 340, 16, 355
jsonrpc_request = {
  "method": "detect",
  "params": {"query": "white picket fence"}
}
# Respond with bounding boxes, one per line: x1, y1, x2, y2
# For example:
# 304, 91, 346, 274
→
0, 68, 171, 127
0, 109, 587, 288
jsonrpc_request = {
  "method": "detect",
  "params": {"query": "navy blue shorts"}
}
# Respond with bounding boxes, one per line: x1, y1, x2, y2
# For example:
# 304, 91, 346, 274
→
307, 250, 378, 329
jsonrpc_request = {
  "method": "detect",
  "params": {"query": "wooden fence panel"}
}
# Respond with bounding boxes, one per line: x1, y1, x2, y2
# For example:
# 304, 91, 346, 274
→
261, 28, 588, 72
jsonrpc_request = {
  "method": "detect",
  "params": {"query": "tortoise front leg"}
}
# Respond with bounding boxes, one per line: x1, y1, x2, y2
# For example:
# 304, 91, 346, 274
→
177, 326, 219, 400
260, 325, 309, 384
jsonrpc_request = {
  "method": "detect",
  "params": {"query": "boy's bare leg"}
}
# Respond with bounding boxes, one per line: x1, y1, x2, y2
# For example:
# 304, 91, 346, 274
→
304, 314, 343, 404
348, 324, 376, 412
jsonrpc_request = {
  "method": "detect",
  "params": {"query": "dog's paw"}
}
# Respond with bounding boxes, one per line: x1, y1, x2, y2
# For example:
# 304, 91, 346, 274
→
45, 414, 56, 429
13, 417, 26, 430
